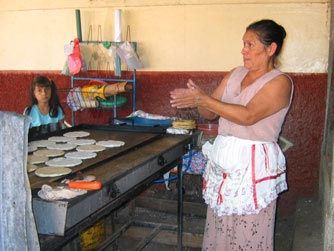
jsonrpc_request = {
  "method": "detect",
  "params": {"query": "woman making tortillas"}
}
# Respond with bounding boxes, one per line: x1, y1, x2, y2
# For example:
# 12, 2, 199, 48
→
170, 19, 293, 250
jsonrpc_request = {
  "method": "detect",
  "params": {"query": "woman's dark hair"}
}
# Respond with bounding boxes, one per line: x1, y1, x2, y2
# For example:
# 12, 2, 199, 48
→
246, 19, 286, 57
28, 76, 64, 118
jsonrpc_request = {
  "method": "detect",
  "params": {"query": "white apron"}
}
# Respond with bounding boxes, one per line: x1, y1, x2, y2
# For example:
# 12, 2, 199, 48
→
202, 135, 287, 216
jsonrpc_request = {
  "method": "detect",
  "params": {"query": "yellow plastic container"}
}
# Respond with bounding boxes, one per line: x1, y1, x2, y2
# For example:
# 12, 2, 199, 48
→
80, 219, 106, 251
81, 84, 106, 100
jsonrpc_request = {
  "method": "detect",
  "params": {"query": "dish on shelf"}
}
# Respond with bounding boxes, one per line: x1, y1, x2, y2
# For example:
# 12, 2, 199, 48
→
98, 95, 127, 108
114, 117, 173, 127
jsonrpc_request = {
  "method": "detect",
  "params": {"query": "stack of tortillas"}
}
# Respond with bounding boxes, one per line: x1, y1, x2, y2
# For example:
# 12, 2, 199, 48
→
172, 120, 196, 130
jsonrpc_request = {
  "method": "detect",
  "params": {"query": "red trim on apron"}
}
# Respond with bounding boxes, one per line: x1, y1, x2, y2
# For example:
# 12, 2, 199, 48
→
252, 144, 286, 210
217, 173, 227, 205
252, 144, 259, 209
262, 144, 269, 172
256, 171, 285, 183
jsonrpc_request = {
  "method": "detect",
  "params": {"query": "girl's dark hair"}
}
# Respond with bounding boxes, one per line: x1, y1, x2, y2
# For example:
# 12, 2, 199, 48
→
246, 19, 286, 56
27, 76, 64, 118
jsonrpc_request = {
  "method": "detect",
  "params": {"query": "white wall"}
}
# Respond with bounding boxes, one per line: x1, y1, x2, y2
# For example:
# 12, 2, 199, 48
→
0, 0, 330, 73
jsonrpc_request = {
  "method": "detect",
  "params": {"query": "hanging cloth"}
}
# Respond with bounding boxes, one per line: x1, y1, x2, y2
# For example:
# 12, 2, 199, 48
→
0, 112, 40, 250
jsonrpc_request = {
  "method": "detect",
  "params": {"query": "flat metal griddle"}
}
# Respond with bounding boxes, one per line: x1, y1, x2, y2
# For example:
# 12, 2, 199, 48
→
28, 124, 163, 190
30, 124, 199, 250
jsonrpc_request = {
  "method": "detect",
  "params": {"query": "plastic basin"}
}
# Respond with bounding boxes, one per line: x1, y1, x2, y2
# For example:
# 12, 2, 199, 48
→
197, 123, 218, 136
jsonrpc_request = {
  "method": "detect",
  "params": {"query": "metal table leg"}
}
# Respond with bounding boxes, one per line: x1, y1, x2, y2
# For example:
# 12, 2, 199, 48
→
177, 158, 183, 250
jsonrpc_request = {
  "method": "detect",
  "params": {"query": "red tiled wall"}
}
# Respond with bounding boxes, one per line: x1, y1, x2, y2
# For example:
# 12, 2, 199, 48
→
0, 70, 327, 215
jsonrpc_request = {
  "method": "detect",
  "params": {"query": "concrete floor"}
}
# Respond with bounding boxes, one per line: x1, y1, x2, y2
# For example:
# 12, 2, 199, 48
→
104, 174, 297, 251
60, 175, 323, 251
292, 196, 323, 251
110, 205, 295, 251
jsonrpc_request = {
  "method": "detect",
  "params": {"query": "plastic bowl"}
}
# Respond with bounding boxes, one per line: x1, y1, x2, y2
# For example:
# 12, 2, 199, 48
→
98, 96, 127, 108
197, 123, 218, 136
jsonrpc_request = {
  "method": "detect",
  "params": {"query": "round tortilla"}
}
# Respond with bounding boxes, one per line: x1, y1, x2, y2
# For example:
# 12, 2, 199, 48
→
96, 140, 125, 148
35, 166, 72, 177
65, 151, 97, 160
47, 143, 77, 151
27, 164, 38, 173
28, 145, 38, 153
29, 140, 55, 148
48, 136, 77, 142
33, 149, 65, 157
63, 131, 90, 138
45, 157, 82, 167
70, 139, 96, 146
77, 144, 106, 152
28, 155, 48, 164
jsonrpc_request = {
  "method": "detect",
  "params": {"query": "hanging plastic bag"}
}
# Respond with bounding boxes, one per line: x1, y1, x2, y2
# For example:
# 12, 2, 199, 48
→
80, 56, 87, 72
61, 59, 71, 76
68, 38, 82, 75
108, 44, 122, 76
116, 41, 143, 69
61, 42, 73, 76
61, 57, 85, 76
116, 25, 143, 70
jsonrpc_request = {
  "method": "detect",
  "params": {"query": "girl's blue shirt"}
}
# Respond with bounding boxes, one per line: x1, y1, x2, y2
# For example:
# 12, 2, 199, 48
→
25, 104, 64, 128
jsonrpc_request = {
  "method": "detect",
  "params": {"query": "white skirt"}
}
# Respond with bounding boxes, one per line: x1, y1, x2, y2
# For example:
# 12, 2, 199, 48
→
202, 135, 287, 216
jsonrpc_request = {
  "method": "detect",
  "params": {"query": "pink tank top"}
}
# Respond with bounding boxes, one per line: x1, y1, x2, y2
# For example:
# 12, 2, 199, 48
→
218, 66, 293, 142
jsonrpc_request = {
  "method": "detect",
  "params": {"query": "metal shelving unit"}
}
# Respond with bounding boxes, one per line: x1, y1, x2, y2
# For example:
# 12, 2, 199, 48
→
69, 10, 138, 126
68, 41, 137, 126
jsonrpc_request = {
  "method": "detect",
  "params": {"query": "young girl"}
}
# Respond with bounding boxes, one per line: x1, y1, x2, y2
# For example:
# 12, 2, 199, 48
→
24, 76, 66, 136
